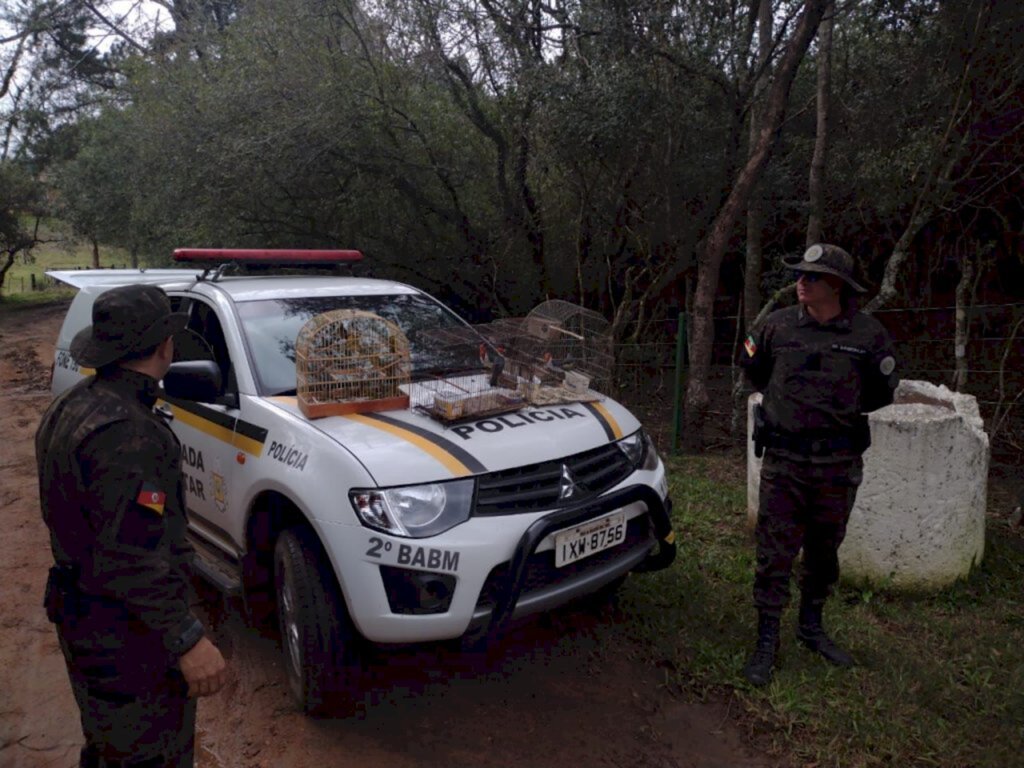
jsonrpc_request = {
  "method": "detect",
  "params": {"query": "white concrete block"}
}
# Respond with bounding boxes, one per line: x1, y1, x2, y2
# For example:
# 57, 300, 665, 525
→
746, 380, 989, 590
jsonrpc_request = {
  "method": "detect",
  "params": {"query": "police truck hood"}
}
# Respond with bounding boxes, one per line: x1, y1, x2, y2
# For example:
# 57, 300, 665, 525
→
266, 395, 639, 486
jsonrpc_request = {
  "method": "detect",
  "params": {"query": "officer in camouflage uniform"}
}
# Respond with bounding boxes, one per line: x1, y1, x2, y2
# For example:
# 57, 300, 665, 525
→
739, 244, 898, 687
36, 284, 227, 767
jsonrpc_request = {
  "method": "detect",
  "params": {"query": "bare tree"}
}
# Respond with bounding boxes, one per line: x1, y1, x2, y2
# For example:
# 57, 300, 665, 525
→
864, 0, 1022, 314
683, 0, 830, 448
742, 0, 774, 333
0, 163, 45, 297
806, 0, 833, 245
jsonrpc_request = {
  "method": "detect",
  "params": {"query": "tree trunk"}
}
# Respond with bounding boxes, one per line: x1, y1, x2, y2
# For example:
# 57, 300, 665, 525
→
682, 0, 830, 450
736, 0, 776, 438
91, 236, 100, 268
743, 0, 774, 334
0, 250, 15, 298
952, 249, 972, 391
806, 0, 833, 246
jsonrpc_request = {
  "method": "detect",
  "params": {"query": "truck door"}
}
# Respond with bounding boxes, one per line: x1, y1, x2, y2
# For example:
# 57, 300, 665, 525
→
166, 297, 242, 556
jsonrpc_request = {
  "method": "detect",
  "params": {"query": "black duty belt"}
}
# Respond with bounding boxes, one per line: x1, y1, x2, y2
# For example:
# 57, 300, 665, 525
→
762, 429, 867, 456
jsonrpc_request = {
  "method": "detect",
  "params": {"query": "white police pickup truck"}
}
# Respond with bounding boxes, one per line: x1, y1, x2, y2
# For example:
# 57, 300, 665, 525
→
49, 249, 675, 713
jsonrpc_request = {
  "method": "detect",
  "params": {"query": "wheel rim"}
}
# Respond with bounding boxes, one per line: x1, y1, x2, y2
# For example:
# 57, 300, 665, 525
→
279, 560, 303, 682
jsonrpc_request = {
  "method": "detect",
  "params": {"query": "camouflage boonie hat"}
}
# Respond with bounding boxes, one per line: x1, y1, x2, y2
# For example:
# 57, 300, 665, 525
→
782, 243, 867, 293
71, 284, 188, 368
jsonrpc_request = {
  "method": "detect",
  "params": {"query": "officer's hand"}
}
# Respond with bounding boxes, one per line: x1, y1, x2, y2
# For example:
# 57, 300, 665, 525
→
179, 636, 228, 698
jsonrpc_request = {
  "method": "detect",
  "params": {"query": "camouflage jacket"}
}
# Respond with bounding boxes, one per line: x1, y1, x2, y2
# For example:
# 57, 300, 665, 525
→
35, 367, 204, 656
741, 303, 899, 460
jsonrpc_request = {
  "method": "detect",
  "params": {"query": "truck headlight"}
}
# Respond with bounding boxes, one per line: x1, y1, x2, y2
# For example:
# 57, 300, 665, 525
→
617, 429, 660, 471
350, 478, 475, 538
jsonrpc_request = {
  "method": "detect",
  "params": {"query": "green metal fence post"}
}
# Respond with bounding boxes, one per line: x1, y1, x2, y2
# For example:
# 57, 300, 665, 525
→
671, 311, 687, 453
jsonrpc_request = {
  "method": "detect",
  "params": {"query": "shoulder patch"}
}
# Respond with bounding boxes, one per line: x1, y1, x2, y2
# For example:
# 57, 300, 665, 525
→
135, 482, 166, 515
879, 356, 896, 376
744, 335, 757, 357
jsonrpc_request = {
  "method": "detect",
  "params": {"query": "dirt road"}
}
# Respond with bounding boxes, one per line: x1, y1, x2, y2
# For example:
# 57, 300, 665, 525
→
0, 301, 777, 768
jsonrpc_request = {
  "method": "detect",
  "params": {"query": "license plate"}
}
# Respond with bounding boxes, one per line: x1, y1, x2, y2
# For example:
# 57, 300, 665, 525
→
554, 511, 627, 568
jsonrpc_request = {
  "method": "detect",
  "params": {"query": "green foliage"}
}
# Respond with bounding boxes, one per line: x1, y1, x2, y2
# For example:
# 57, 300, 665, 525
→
617, 454, 1024, 768
0, 161, 47, 295
53, 111, 142, 257
13, 0, 1024, 327
0, 164, 38, 248
0, 220, 127, 301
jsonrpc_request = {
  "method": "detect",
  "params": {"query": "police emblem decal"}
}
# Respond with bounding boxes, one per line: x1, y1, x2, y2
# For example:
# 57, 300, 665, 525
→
559, 464, 579, 500
212, 472, 227, 513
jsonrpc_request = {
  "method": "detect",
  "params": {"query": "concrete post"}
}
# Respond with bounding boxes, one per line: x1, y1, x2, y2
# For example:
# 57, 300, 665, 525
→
746, 380, 989, 590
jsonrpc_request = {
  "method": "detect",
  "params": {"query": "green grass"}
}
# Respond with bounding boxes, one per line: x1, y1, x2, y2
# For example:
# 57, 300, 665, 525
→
0, 225, 131, 302
618, 453, 1024, 768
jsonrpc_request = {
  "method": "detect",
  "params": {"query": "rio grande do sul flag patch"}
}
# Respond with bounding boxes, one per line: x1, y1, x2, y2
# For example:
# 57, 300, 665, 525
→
744, 334, 758, 357
136, 483, 166, 515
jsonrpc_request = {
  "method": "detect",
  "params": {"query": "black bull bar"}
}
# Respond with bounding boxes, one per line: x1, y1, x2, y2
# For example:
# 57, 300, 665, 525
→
484, 484, 676, 639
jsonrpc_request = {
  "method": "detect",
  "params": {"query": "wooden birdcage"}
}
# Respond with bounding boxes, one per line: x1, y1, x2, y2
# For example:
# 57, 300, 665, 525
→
296, 309, 411, 419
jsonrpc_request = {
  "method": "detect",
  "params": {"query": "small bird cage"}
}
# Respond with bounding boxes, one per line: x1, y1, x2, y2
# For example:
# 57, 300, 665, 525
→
296, 310, 411, 419
410, 324, 526, 422
473, 302, 612, 404
522, 300, 614, 392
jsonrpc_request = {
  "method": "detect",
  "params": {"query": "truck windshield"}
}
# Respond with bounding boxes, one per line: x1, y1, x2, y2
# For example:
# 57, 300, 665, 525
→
235, 293, 487, 395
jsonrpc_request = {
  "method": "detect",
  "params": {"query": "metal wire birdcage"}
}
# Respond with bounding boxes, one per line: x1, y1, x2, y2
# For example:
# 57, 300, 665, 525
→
521, 300, 614, 391
414, 301, 612, 422
409, 324, 526, 421
296, 309, 411, 419
474, 301, 612, 403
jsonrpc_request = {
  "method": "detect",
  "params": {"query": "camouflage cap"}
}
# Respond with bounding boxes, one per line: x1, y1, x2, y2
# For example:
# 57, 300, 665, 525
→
70, 284, 188, 368
782, 243, 867, 293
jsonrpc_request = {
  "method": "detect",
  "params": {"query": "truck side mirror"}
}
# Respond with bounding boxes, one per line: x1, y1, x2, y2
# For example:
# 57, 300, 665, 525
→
164, 360, 222, 404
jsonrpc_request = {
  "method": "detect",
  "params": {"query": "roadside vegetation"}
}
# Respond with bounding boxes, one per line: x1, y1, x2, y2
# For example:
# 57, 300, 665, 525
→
0, 229, 126, 305
618, 454, 1024, 768
4, 1, 1024, 449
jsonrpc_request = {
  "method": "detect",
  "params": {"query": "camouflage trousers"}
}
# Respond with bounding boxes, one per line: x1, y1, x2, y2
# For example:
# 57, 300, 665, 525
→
753, 452, 864, 618
53, 597, 196, 768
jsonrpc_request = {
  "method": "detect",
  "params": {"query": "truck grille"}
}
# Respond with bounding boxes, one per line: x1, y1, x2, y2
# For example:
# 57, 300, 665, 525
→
474, 514, 653, 611
473, 443, 633, 515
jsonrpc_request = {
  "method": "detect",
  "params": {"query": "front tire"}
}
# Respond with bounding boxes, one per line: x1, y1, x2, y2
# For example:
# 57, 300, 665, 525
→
274, 527, 363, 715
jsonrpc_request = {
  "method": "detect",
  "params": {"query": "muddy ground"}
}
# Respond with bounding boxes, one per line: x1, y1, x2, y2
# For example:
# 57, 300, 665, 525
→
0, 301, 780, 768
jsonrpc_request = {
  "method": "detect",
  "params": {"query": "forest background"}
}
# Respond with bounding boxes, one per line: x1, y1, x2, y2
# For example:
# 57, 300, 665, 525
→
2, 0, 1023, 458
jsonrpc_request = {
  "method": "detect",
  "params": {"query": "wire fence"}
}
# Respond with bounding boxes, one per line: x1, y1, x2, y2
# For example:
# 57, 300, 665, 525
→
612, 303, 1024, 467
2, 273, 64, 294
1, 267, 138, 296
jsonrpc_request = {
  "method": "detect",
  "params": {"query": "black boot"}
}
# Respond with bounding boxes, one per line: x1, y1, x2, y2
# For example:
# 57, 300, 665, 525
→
796, 601, 855, 668
742, 613, 780, 687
